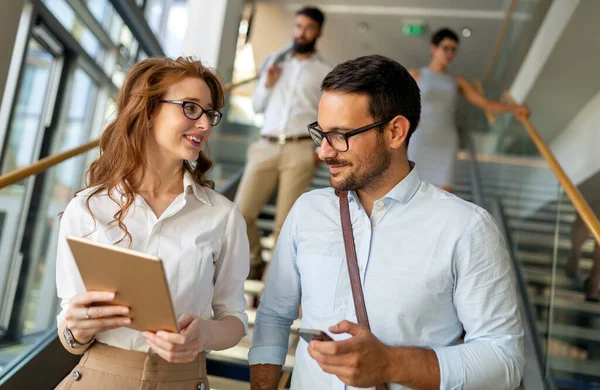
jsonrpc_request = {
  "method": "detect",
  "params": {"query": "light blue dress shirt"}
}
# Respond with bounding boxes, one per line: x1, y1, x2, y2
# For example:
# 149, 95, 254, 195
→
249, 167, 524, 390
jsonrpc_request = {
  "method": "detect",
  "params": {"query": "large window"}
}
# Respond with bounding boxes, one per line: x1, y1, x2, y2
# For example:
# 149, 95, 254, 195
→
0, 0, 164, 373
145, 0, 187, 58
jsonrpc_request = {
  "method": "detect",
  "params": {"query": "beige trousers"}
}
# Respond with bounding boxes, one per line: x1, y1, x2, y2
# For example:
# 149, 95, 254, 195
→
55, 343, 209, 390
235, 138, 316, 266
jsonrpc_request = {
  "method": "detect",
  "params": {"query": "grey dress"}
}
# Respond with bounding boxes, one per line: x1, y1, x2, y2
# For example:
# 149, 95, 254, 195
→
408, 67, 459, 187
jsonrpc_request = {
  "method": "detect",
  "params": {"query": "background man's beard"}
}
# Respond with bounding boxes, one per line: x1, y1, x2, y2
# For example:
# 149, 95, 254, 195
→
330, 136, 391, 191
293, 39, 317, 54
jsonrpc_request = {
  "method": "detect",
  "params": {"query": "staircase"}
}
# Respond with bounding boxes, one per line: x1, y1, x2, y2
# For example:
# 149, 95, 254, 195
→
455, 157, 600, 389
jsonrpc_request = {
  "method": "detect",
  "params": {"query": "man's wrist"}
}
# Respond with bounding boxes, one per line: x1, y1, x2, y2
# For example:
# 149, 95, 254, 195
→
383, 345, 404, 384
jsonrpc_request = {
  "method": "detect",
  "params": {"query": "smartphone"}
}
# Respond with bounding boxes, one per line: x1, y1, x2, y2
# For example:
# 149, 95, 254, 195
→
297, 328, 333, 344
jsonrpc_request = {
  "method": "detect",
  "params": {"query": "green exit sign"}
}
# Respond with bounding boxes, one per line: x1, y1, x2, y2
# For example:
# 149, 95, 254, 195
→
402, 24, 425, 36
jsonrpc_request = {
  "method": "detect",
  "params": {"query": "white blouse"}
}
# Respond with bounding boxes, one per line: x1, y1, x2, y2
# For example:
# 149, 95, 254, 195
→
56, 172, 249, 352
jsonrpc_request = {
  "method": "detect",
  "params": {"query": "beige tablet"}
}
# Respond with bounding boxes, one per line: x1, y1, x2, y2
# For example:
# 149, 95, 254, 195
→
66, 235, 179, 333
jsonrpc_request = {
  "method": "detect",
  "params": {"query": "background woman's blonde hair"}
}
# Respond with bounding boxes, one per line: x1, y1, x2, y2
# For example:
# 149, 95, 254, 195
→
81, 56, 225, 245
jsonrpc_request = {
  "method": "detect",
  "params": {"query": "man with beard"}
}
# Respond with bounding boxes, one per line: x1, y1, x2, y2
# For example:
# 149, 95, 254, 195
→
236, 6, 331, 280
249, 55, 524, 389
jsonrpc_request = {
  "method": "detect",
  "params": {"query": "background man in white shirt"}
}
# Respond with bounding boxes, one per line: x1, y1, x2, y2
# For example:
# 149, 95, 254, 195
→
235, 6, 332, 280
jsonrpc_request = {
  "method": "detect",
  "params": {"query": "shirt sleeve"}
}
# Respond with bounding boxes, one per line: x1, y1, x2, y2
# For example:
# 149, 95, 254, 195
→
252, 53, 276, 114
249, 201, 302, 365
433, 210, 524, 390
56, 198, 87, 326
212, 204, 249, 332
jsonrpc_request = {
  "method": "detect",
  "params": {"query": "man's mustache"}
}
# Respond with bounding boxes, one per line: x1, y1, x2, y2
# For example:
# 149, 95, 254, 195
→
325, 158, 351, 167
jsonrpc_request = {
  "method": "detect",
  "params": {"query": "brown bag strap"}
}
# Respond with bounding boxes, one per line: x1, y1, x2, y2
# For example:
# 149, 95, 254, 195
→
339, 191, 388, 390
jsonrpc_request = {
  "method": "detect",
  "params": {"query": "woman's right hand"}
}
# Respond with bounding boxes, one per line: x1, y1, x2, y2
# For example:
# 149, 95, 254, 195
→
64, 291, 131, 344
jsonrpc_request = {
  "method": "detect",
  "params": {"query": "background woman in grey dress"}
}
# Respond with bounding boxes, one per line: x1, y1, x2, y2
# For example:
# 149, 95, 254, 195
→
409, 28, 530, 192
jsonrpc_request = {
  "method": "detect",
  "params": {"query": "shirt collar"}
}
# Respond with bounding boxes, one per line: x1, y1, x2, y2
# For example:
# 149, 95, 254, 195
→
183, 171, 212, 207
384, 161, 421, 205
347, 161, 421, 206
285, 51, 321, 63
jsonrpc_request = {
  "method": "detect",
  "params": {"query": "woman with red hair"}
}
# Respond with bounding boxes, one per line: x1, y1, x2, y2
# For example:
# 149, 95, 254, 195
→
55, 57, 248, 389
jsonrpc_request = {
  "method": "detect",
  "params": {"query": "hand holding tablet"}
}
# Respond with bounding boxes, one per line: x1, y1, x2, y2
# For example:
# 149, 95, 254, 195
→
66, 235, 179, 334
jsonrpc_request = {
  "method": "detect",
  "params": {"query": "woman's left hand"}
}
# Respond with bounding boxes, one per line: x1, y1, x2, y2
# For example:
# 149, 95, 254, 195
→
513, 104, 531, 120
143, 314, 206, 363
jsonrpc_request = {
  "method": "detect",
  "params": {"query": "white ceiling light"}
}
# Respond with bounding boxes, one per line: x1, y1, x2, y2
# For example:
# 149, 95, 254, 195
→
462, 28, 472, 38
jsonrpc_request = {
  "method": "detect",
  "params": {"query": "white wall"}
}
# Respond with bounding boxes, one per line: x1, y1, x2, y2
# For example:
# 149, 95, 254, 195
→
182, 0, 244, 79
551, 89, 600, 186
509, 0, 579, 103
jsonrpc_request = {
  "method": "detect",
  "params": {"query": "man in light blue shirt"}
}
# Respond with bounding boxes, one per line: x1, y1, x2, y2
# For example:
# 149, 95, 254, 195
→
249, 55, 524, 390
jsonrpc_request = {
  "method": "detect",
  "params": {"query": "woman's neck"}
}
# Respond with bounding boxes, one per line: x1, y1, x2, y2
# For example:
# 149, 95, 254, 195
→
428, 60, 447, 73
137, 161, 184, 196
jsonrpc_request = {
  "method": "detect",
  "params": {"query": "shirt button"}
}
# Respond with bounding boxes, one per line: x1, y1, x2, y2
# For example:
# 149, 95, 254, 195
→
72, 371, 81, 381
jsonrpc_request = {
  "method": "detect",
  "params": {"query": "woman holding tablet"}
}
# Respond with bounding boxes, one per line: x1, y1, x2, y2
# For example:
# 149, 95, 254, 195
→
55, 57, 249, 389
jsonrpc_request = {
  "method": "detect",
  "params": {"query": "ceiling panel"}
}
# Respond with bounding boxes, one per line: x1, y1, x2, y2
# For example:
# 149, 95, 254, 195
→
260, 0, 509, 12
252, 1, 530, 81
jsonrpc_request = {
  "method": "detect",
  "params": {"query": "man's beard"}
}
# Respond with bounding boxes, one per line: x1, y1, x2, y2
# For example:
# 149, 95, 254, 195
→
293, 38, 317, 54
327, 134, 391, 191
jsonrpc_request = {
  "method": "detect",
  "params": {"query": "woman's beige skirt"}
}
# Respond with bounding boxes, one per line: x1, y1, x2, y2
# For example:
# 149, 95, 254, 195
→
55, 343, 209, 389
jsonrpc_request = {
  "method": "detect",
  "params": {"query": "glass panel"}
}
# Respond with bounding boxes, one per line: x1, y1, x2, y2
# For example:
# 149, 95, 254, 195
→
0, 38, 58, 312
19, 68, 98, 335
465, 108, 600, 388
1, 40, 56, 175
0, 150, 96, 373
42, 0, 103, 60
544, 195, 600, 388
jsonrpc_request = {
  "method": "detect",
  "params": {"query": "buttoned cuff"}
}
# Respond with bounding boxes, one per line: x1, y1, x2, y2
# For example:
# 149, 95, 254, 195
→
248, 345, 289, 366
214, 311, 249, 335
433, 345, 466, 390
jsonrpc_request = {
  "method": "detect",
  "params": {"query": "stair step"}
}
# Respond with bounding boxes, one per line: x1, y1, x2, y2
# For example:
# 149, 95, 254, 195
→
514, 231, 595, 253
549, 356, 600, 377
510, 220, 571, 235
538, 322, 600, 343
518, 251, 594, 271
530, 291, 600, 315
522, 266, 578, 289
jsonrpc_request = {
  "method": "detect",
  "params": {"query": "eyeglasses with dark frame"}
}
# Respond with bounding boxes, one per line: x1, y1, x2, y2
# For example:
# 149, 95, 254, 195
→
160, 100, 223, 126
307, 118, 393, 152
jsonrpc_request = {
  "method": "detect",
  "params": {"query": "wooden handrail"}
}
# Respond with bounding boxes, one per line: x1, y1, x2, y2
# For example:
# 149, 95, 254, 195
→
0, 140, 100, 188
0, 75, 258, 190
504, 92, 600, 245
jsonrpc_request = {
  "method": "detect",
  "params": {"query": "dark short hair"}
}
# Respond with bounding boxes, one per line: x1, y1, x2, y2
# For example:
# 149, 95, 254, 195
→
296, 6, 325, 29
431, 28, 459, 46
321, 55, 421, 146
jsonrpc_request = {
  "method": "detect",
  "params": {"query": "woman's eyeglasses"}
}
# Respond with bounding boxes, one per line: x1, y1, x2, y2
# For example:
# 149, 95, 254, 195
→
160, 100, 222, 126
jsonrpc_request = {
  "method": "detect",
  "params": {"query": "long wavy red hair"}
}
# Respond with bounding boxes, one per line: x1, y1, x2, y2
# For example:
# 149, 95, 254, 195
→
81, 56, 225, 245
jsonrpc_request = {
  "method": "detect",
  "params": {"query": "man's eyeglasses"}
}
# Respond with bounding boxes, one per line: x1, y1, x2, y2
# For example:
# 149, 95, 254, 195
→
307, 118, 393, 152
160, 100, 222, 126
